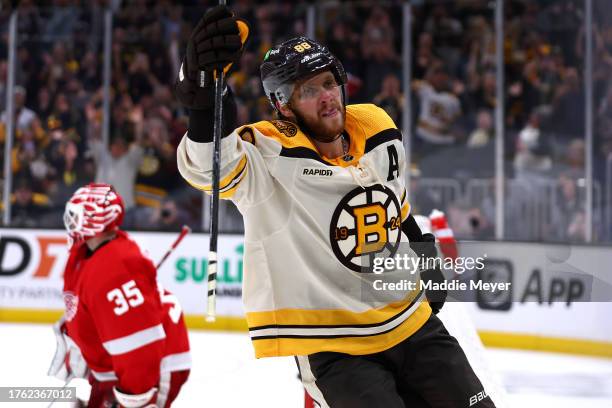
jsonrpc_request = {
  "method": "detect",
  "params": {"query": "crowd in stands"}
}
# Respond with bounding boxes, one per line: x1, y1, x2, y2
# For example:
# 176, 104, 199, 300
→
0, 0, 610, 242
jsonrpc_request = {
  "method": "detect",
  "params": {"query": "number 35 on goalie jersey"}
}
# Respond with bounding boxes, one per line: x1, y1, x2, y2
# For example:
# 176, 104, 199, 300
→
63, 232, 191, 390
178, 104, 428, 358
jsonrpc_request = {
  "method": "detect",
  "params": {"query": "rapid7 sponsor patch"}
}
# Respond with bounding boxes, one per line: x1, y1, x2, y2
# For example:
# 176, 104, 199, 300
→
302, 167, 334, 177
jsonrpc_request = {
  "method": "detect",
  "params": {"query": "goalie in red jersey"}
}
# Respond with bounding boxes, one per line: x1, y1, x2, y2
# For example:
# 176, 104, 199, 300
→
48, 183, 191, 408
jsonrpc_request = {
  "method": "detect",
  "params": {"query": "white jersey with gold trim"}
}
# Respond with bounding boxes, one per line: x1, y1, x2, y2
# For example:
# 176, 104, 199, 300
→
177, 104, 431, 358
416, 81, 461, 144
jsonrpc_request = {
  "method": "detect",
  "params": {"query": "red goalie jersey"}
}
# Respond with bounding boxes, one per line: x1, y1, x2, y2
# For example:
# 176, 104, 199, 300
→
63, 230, 190, 407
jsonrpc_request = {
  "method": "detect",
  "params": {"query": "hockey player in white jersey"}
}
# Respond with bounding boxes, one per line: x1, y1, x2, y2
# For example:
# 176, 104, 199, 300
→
174, 5, 495, 408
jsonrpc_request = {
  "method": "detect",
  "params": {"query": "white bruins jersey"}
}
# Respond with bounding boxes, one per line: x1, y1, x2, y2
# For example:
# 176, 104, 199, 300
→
416, 82, 461, 144
177, 104, 431, 358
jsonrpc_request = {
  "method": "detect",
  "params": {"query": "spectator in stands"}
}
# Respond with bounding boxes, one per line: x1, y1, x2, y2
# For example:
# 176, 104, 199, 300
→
10, 177, 51, 227
465, 70, 496, 114
146, 198, 195, 231
467, 109, 493, 148
127, 52, 157, 103
45, 136, 84, 200
514, 112, 552, 175
552, 171, 587, 242
564, 138, 586, 173
49, 92, 82, 137
548, 67, 584, 139
1, 86, 39, 133
90, 132, 144, 211
134, 117, 179, 210
597, 87, 612, 141
35, 87, 54, 122
325, 19, 361, 82
414, 64, 462, 154
1, 0, 607, 238
79, 51, 101, 91
44, 0, 79, 38
373, 73, 403, 127
12, 127, 39, 174
361, 7, 401, 101
424, 4, 463, 73
413, 32, 436, 80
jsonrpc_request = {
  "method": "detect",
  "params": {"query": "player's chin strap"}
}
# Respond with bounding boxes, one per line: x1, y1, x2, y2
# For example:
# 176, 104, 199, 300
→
113, 387, 157, 408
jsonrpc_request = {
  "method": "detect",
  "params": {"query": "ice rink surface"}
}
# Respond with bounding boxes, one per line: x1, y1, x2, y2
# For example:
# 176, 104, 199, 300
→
1, 322, 611, 407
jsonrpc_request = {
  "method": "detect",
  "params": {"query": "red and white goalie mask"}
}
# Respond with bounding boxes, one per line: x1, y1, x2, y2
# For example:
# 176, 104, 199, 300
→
63, 183, 125, 248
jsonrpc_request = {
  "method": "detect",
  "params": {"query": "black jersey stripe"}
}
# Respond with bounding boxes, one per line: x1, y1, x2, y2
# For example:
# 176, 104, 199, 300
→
365, 128, 402, 153
251, 324, 405, 340
249, 292, 424, 340
279, 146, 331, 165
249, 290, 423, 332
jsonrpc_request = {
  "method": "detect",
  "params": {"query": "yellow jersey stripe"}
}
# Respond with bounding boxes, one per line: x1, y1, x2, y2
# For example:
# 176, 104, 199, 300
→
401, 202, 411, 221
252, 302, 432, 358
219, 167, 248, 199
189, 155, 248, 193
246, 289, 421, 328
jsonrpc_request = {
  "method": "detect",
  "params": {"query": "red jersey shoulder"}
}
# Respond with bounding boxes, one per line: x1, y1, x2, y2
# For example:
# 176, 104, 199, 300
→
90, 233, 155, 277
79, 233, 158, 304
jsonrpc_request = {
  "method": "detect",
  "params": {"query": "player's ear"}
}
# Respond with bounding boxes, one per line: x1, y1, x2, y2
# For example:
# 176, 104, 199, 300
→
277, 102, 294, 119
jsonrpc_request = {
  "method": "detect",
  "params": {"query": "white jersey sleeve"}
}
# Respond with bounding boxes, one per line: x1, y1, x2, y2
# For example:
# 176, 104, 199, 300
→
176, 129, 276, 208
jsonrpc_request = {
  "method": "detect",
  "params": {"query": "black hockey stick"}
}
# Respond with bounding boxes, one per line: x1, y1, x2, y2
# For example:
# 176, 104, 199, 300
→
203, 0, 227, 323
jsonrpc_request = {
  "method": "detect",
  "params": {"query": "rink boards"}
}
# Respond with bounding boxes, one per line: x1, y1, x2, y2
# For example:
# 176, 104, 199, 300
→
0, 228, 610, 357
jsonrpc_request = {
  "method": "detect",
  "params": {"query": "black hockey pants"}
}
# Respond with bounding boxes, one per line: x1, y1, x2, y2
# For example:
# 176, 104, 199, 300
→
295, 314, 496, 408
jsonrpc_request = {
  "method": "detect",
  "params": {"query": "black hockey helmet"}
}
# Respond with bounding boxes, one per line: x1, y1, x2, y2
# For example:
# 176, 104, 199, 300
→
260, 36, 347, 111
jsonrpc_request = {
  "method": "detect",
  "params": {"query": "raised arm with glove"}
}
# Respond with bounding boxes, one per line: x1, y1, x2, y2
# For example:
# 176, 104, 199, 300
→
174, 5, 249, 142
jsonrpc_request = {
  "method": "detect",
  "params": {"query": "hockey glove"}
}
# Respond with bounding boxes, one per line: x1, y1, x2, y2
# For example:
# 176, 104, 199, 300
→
175, 5, 249, 110
48, 319, 89, 381
113, 386, 157, 408
411, 233, 447, 314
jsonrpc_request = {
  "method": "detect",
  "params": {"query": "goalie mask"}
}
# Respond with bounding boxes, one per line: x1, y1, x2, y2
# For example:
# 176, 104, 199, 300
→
64, 183, 125, 247
260, 36, 347, 111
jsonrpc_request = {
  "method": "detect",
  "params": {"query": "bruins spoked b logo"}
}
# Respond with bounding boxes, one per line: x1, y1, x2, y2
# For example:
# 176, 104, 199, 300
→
330, 185, 402, 272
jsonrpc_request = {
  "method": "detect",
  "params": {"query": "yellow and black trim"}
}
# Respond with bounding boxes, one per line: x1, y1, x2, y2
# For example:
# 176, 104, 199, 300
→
364, 128, 402, 153
248, 300, 432, 358
187, 155, 248, 198
401, 202, 411, 221
398, 188, 411, 221
249, 290, 425, 340
245, 289, 431, 357
251, 104, 401, 167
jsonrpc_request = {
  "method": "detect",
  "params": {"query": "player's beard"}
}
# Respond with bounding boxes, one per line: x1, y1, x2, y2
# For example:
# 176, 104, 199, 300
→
293, 104, 346, 143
